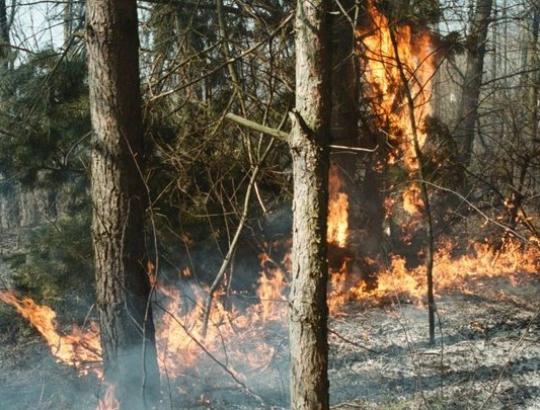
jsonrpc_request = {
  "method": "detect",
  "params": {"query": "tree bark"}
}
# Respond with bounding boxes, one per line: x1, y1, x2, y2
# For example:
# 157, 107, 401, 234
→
86, 1, 160, 408
455, 0, 493, 182
288, 1, 332, 409
64, 0, 75, 48
0, 0, 10, 64
331, 0, 358, 156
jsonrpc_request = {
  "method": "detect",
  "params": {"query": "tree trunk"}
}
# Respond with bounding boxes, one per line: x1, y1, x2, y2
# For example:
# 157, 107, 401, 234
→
64, 0, 74, 48
0, 0, 9, 64
86, 1, 160, 408
331, 0, 358, 158
527, 2, 540, 143
288, 1, 332, 409
455, 0, 493, 182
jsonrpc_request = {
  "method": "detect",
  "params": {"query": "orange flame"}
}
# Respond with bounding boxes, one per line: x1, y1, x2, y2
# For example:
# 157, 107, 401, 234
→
3, 5, 537, 394
1, 237, 538, 384
1, 3, 538, 396
155, 254, 289, 377
359, 0, 435, 215
350, 240, 539, 302
328, 165, 349, 247
0, 291, 101, 377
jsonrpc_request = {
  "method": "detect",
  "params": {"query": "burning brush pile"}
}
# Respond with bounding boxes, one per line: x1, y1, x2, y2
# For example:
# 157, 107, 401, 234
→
1, 2, 539, 409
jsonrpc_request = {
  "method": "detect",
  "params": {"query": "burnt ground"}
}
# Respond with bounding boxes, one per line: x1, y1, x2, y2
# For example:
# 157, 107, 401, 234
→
1, 273, 539, 409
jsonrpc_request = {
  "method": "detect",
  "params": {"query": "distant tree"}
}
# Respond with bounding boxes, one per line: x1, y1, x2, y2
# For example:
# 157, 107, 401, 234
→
86, 0, 160, 408
455, 0, 493, 188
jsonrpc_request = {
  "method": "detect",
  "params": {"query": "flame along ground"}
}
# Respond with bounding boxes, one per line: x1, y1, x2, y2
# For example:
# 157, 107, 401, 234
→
1, 194, 539, 388
1, 2, 539, 406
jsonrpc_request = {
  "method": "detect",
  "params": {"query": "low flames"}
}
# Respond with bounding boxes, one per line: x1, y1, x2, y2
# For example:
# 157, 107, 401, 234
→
350, 239, 539, 303
2, 235, 538, 385
0, 291, 102, 377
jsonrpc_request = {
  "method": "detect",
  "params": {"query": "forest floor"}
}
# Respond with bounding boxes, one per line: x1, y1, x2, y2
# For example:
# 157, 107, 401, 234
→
1, 272, 539, 409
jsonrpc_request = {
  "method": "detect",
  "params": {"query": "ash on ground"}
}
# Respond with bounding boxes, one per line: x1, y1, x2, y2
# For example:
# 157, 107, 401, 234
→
1, 273, 539, 409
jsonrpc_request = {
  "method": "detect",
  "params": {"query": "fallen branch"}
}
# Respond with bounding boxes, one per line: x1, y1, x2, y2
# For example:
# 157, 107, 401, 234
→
328, 328, 379, 354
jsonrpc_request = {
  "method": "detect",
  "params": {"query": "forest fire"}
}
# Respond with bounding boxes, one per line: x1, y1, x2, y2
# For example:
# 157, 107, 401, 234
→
359, 0, 434, 167
2, 236, 538, 388
2, 0, 536, 386
2, 2, 540, 408
350, 239, 540, 303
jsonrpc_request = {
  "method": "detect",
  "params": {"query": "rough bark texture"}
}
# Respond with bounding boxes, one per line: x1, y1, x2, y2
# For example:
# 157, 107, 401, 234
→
455, 0, 493, 177
288, 1, 332, 409
86, 1, 160, 408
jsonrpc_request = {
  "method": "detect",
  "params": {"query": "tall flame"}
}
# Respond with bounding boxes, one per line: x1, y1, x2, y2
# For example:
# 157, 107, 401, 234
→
359, 0, 435, 215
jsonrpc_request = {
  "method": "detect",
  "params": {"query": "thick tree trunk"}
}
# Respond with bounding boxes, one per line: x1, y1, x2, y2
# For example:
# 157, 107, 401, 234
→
288, 1, 332, 409
455, 0, 493, 180
86, 1, 160, 408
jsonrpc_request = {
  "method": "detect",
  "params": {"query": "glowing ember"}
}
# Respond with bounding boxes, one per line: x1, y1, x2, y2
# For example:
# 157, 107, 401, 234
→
0, 291, 101, 377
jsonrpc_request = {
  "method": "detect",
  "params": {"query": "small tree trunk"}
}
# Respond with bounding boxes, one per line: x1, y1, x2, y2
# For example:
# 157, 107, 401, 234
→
64, 0, 74, 48
288, 1, 332, 409
0, 0, 10, 65
86, 1, 160, 408
455, 0, 493, 184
